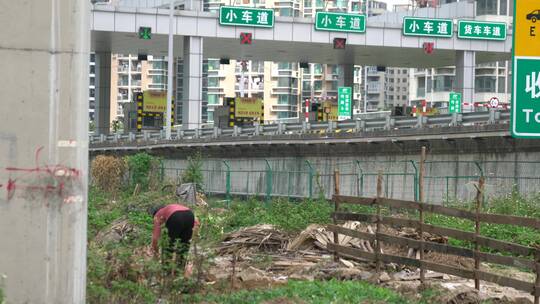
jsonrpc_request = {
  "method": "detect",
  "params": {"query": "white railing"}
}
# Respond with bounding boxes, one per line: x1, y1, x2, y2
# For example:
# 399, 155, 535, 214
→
90, 109, 509, 144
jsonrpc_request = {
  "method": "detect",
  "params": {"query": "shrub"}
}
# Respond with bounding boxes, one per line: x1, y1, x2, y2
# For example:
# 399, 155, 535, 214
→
181, 153, 205, 192
90, 155, 126, 193
125, 153, 161, 190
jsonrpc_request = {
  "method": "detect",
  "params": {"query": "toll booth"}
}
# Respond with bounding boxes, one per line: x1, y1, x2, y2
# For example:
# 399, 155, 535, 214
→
122, 91, 174, 133
213, 97, 265, 128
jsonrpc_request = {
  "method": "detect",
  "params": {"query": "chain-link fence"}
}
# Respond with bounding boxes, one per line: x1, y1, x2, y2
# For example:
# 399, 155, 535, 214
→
161, 159, 540, 204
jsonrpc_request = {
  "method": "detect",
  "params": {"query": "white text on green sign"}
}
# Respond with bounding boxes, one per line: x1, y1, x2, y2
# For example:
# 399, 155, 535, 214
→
403, 17, 453, 38
219, 6, 274, 28
448, 92, 462, 114
512, 57, 540, 137
315, 12, 366, 33
458, 20, 506, 40
338, 87, 352, 119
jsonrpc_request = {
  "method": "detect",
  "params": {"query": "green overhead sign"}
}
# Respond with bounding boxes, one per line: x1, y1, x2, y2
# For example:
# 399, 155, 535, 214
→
402, 17, 453, 38
458, 20, 507, 40
448, 92, 462, 113
315, 12, 366, 33
219, 6, 274, 27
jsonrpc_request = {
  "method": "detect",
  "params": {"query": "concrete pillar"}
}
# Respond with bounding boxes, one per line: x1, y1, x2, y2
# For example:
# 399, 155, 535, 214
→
343, 64, 355, 111
0, 0, 89, 303
95, 52, 111, 135
455, 51, 476, 108
182, 36, 204, 129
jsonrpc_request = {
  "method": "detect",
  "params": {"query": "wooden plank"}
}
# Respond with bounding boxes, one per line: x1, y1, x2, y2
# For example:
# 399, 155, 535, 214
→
326, 224, 375, 242
476, 252, 535, 269
334, 195, 540, 231
478, 213, 540, 230
333, 212, 377, 223
328, 244, 535, 295
333, 195, 376, 207
476, 270, 535, 293
327, 243, 375, 261
332, 212, 536, 257
423, 204, 476, 221
330, 224, 535, 269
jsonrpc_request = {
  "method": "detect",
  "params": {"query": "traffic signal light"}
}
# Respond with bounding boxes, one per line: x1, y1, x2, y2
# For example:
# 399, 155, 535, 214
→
138, 27, 152, 40
333, 38, 346, 49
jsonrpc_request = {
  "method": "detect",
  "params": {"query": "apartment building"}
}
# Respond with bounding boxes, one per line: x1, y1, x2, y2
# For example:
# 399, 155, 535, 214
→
408, 0, 512, 110
89, 53, 96, 121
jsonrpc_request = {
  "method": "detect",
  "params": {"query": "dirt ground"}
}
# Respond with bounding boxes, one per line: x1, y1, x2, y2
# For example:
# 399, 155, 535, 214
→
196, 222, 536, 304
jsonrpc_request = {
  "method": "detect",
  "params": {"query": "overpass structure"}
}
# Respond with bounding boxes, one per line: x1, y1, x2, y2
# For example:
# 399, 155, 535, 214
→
90, 2, 512, 132
90, 109, 510, 151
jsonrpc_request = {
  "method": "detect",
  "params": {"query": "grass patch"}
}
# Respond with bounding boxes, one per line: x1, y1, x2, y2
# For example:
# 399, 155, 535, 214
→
183, 279, 410, 304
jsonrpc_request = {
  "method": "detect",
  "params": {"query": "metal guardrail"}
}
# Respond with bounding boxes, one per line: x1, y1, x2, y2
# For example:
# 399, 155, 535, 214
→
90, 110, 509, 144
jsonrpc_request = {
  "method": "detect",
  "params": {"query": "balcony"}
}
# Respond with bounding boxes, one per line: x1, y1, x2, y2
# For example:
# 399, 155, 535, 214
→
272, 87, 299, 95
271, 104, 298, 112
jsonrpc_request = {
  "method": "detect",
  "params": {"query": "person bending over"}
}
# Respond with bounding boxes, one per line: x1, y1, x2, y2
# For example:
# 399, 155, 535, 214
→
149, 203, 199, 272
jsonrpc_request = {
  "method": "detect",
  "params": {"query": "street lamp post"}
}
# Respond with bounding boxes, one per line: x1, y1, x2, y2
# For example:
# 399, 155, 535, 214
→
165, 0, 174, 139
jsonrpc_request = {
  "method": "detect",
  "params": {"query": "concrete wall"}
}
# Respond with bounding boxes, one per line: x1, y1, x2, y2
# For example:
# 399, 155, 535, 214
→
161, 151, 540, 204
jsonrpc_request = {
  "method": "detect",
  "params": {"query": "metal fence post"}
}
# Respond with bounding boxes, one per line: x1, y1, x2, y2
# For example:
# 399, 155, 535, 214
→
355, 160, 364, 197
419, 147, 427, 284
474, 176, 485, 291
333, 170, 341, 262
305, 160, 314, 199
264, 159, 272, 205
409, 160, 419, 202
223, 160, 231, 204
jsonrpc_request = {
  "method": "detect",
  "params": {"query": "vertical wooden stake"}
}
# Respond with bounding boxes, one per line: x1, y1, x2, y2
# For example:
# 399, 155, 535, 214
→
419, 146, 426, 284
376, 171, 383, 275
333, 170, 340, 262
474, 176, 485, 291
534, 250, 540, 304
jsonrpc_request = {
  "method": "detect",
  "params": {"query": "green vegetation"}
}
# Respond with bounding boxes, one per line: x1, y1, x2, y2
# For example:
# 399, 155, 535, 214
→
124, 152, 161, 190
87, 179, 540, 303
181, 152, 205, 192
183, 279, 409, 304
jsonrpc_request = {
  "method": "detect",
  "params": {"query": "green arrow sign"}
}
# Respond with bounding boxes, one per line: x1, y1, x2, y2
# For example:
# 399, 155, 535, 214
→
448, 92, 462, 113
458, 20, 507, 40
403, 17, 453, 38
338, 87, 352, 120
219, 6, 274, 28
315, 12, 366, 33
138, 27, 152, 40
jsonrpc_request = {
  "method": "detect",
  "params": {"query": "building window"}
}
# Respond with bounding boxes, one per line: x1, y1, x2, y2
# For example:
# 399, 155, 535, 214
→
302, 81, 311, 91
304, 0, 312, 7
278, 95, 290, 104
417, 76, 426, 96
475, 76, 497, 93
278, 62, 292, 70
315, 0, 324, 7
477, 0, 497, 15
278, 112, 289, 119
433, 75, 454, 92
207, 60, 220, 71
208, 77, 219, 88
314, 64, 323, 74
277, 77, 292, 87
279, 8, 292, 16
208, 94, 219, 104
499, 0, 507, 15
314, 80, 322, 91
498, 76, 506, 93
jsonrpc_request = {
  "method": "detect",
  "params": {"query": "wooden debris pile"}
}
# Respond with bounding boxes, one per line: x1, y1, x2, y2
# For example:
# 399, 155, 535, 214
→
287, 222, 375, 253
218, 224, 289, 255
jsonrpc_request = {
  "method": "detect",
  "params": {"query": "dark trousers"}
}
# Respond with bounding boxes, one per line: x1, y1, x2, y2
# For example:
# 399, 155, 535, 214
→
162, 210, 194, 273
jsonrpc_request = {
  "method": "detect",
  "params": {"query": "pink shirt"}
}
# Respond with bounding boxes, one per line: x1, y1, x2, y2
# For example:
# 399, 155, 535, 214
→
151, 204, 199, 251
